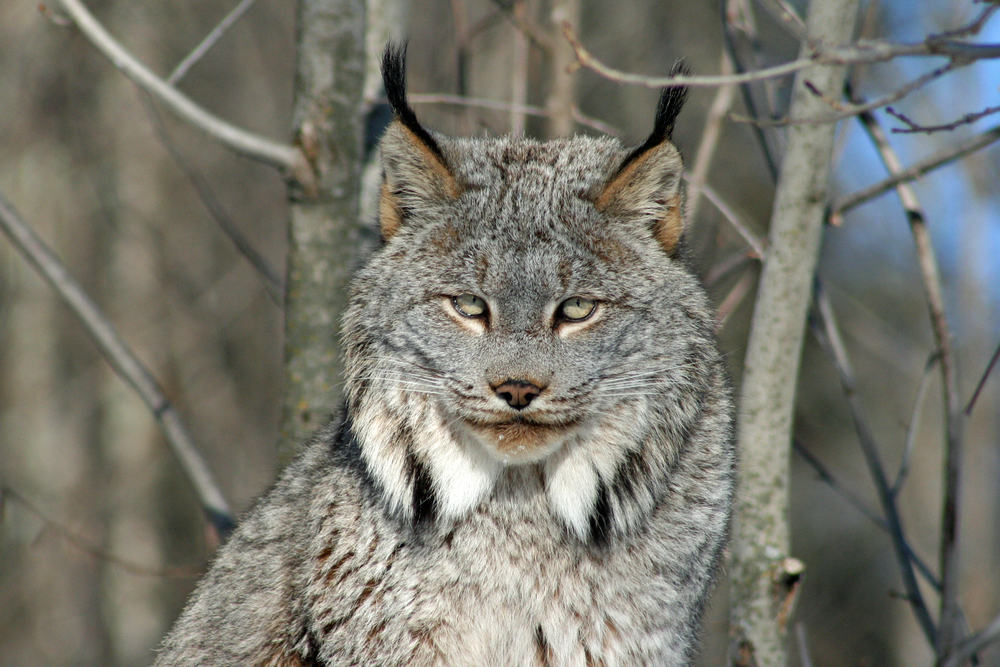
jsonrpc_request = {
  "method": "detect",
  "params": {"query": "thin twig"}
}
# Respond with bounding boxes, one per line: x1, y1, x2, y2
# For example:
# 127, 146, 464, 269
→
563, 19, 808, 88
829, 124, 1000, 221
407, 93, 621, 136
942, 612, 1000, 667
735, 60, 959, 127
714, 267, 756, 328
793, 438, 941, 591
561, 19, 1000, 90
793, 440, 886, 529
0, 487, 202, 578
491, 0, 554, 52
705, 249, 753, 287
811, 280, 937, 646
965, 339, 1000, 415
887, 103, 1000, 134
853, 98, 964, 658
0, 191, 235, 541
757, 0, 807, 39
684, 175, 767, 260
450, 0, 470, 96
795, 623, 815, 667
687, 49, 738, 223
937, 1, 1000, 40
139, 93, 284, 304
167, 0, 259, 85
722, 0, 783, 178
509, 0, 529, 135
894, 353, 939, 493
53, 0, 307, 183
545, 0, 581, 138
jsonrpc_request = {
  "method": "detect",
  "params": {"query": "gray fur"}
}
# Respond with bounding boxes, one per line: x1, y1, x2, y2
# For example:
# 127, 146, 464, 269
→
154, 57, 736, 667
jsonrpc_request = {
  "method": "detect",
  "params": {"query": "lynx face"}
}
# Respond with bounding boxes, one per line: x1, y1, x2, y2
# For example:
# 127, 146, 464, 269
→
341, 48, 718, 541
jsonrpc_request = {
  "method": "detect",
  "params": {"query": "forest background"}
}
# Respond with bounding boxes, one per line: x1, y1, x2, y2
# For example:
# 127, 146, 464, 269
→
1, 0, 999, 665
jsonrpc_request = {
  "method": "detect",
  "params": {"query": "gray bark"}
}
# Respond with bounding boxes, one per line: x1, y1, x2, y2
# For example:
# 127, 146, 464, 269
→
280, 0, 367, 463
728, 0, 860, 665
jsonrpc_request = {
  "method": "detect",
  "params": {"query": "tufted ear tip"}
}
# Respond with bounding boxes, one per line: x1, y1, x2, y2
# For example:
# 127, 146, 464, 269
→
651, 60, 690, 144
378, 45, 461, 241
595, 64, 689, 256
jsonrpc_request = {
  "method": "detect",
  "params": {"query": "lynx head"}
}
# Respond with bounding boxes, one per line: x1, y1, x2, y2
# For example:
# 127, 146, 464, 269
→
342, 45, 721, 541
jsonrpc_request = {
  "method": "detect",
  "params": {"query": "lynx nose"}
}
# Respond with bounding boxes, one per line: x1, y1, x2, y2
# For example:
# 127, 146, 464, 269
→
492, 380, 543, 410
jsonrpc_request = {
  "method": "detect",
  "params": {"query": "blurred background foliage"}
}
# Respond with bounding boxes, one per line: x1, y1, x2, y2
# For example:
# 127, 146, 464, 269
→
0, 0, 997, 665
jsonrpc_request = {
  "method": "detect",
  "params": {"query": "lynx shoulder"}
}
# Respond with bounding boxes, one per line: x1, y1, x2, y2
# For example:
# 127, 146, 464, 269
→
154, 45, 736, 667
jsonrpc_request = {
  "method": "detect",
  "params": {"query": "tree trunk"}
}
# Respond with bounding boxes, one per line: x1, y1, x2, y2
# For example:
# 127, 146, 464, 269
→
280, 0, 367, 463
728, 0, 860, 665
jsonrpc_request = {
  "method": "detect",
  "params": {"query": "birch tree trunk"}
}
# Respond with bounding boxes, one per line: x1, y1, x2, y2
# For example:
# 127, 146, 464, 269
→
729, 1, 860, 665
280, 0, 367, 463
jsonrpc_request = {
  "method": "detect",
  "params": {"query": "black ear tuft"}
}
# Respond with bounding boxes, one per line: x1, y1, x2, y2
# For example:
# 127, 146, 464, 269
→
651, 60, 690, 144
612, 60, 689, 178
381, 43, 447, 164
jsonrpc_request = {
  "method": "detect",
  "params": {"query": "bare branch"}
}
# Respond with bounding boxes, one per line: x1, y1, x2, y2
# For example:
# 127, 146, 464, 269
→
829, 124, 1000, 221
705, 249, 753, 288
491, 0, 554, 52
687, 49, 738, 223
167, 0, 259, 85
723, 0, 783, 177
810, 281, 937, 646
793, 440, 886, 529
546, 0, 581, 138
853, 100, 965, 658
734, 60, 958, 127
684, 175, 766, 260
793, 438, 942, 591
561, 18, 1000, 90
714, 267, 756, 328
942, 612, 1000, 667
562, 19, 809, 88
887, 103, 1000, 134
965, 339, 1000, 415
449, 0, 471, 96
937, 1, 1000, 40
509, 0, 529, 135
0, 191, 235, 541
0, 487, 202, 578
53, 0, 308, 183
894, 353, 939, 493
138, 93, 285, 305
407, 93, 622, 136
795, 623, 815, 667
757, 0, 807, 40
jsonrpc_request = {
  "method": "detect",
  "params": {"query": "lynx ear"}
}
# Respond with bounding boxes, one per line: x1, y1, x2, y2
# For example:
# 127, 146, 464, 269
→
595, 63, 689, 256
379, 44, 461, 241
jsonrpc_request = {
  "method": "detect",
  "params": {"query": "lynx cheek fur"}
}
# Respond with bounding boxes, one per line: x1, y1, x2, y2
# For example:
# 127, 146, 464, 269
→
154, 46, 736, 667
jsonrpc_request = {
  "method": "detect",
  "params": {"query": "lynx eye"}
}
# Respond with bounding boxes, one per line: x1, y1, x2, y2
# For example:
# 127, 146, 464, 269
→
558, 296, 596, 321
453, 293, 488, 318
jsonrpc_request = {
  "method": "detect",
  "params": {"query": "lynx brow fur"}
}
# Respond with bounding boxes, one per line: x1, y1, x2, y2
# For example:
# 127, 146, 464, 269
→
153, 44, 736, 667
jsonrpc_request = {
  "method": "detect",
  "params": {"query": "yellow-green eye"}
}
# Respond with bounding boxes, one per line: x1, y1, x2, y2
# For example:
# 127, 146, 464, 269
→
453, 293, 487, 318
559, 296, 596, 321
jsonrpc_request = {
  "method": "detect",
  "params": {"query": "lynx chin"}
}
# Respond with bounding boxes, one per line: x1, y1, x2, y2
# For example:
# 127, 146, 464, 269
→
154, 45, 736, 667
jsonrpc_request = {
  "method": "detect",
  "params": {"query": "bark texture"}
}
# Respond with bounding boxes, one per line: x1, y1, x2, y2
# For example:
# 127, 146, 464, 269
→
280, 0, 367, 462
728, 0, 861, 665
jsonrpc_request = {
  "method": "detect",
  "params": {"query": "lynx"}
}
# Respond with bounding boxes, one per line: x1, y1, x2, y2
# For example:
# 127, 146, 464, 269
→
154, 46, 736, 667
